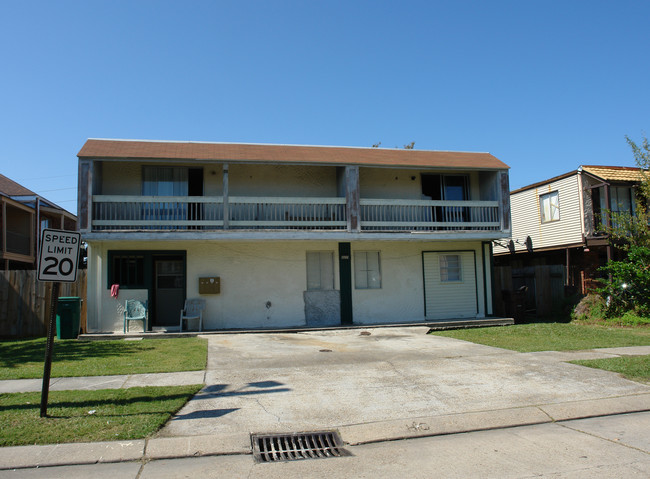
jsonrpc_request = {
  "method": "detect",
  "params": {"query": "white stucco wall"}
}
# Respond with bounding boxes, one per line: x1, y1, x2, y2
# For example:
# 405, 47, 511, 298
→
101, 163, 142, 195
86, 239, 490, 332
104, 289, 149, 332
228, 164, 338, 197
351, 240, 487, 324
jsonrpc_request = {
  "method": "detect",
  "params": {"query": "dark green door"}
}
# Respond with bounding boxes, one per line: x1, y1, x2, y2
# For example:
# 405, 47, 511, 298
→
339, 243, 353, 325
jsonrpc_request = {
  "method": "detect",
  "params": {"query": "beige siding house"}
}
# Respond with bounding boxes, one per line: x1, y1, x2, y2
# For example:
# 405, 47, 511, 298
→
494, 165, 644, 305
78, 139, 511, 333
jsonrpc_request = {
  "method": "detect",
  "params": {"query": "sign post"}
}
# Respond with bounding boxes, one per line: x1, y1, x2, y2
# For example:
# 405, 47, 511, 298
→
37, 228, 81, 417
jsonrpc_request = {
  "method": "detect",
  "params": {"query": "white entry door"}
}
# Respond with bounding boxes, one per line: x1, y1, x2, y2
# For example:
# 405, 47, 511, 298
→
423, 251, 477, 320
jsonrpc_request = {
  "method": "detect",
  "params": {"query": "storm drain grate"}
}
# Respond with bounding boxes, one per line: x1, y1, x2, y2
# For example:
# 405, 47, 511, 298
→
251, 431, 351, 462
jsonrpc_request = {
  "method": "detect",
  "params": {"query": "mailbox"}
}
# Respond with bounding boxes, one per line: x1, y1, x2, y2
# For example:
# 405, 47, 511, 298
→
199, 277, 220, 294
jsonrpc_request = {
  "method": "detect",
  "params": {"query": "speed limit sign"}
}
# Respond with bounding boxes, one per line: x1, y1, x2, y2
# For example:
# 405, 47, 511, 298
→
37, 229, 82, 283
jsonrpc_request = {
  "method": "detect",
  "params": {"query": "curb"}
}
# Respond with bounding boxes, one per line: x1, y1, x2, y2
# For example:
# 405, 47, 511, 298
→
1, 393, 648, 471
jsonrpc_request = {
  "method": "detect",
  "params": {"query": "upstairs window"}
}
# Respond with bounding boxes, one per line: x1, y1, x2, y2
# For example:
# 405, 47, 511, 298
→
421, 174, 469, 201
143, 167, 188, 196
610, 186, 635, 215
540, 191, 560, 223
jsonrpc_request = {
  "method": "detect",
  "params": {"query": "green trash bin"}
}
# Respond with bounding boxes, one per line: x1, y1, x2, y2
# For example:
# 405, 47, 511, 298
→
56, 297, 82, 339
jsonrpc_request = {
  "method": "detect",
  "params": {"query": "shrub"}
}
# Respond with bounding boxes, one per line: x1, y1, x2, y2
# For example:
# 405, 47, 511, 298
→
572, 294, 607, 323
598, 245, 650, 317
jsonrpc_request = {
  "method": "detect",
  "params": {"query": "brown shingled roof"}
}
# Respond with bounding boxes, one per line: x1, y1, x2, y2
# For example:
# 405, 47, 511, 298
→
581, 165, 646, 182
77, 139, 509, 170
0, 173, 36, 196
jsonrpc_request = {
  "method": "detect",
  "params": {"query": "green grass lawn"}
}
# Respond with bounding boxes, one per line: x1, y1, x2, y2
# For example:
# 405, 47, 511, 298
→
571, 355, 650, 385
431, 323, 650, 352
0, 385, 202, 446
0, 337, 207, 380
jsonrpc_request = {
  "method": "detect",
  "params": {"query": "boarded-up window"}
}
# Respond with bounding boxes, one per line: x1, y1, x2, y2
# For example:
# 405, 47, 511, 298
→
354, 251, 381, 289
540, 191, 560, 223
306, 251, 334, 290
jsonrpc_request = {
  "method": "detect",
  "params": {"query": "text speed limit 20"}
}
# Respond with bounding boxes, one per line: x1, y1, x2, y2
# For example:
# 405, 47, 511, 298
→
38, 229, 82, 283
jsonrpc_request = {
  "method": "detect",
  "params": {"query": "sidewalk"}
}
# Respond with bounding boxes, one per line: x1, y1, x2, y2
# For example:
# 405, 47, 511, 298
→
1, 331, 649, 471
0, 370, 205, 394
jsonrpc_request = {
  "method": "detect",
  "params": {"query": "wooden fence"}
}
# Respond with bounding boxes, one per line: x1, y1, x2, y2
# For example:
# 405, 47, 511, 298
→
0, 270, 87, 338
494, 265, 566, 319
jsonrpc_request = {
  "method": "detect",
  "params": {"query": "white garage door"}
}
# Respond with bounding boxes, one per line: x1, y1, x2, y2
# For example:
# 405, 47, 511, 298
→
423, 251, 477, 320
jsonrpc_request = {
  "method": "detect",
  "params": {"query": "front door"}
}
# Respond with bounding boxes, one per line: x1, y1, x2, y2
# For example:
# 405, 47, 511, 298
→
153, 257, 185, 327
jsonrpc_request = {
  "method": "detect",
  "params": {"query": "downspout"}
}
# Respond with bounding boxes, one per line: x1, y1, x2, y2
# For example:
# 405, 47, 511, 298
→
222, 163, 229, 229
604, 183, 613, 264
2, 198, 6, 271
577, 167, 586, 241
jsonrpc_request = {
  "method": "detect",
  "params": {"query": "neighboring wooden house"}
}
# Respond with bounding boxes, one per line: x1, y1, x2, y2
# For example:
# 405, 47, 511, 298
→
77, 139, 512, 332
0, 174, 77, 270
494, 165, 644, 311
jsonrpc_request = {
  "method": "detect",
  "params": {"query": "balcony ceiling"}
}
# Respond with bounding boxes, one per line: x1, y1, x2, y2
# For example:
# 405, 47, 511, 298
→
78, 139, 509, 170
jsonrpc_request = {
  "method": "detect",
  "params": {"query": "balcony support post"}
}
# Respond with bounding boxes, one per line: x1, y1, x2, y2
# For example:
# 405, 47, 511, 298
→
222, 163, 229, 229
78, 160, 93, 233
345, 166, 360, 232
1, 199, 6, 261
499, 170, 511, 235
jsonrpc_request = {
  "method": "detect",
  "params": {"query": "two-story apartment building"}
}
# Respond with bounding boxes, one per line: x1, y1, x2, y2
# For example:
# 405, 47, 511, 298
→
1, 173, 77, 270
78, 139, 511, 332
494, 165, 644, 299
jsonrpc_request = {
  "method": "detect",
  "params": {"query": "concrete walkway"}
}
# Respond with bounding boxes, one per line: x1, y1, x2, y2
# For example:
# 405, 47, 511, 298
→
1, 327, 649, 471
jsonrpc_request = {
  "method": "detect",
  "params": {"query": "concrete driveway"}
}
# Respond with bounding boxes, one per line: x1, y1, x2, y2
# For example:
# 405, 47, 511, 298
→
157, 326, 650, 444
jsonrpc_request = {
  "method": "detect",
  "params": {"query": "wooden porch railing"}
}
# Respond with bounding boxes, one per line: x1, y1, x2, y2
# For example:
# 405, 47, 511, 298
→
228, 196, 347, 230
360, 199, 501, 231
91, 195, 501, 232
92, 196, 225, 230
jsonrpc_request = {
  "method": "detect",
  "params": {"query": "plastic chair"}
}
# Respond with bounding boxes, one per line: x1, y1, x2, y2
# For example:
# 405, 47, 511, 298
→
180, 298, 205, 332
124, 300, 148, 333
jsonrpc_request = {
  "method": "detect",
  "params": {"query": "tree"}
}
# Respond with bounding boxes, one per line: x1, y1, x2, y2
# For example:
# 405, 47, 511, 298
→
606, 135, 650, 248
598, 134, 650, 316
599, 245, 650, 316
626, 134, 650, 202
371, 141, 415, 149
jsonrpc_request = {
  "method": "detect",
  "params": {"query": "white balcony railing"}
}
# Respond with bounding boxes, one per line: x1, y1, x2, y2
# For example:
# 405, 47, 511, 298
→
91, 196, 501, 232
92, 196, 225, 230
91, 195, 347, 231
228, 196, 347, 230
360, 199, 500, 231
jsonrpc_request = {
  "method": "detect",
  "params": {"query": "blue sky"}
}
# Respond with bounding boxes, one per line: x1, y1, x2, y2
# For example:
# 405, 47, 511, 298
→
1, 0, 649, 214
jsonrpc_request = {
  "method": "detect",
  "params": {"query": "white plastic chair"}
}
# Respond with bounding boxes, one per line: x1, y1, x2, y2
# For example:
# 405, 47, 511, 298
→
180, 298, 205, 332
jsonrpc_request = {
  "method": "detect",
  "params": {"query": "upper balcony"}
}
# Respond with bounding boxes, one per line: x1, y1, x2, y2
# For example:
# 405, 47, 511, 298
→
78, 140, 511, 240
